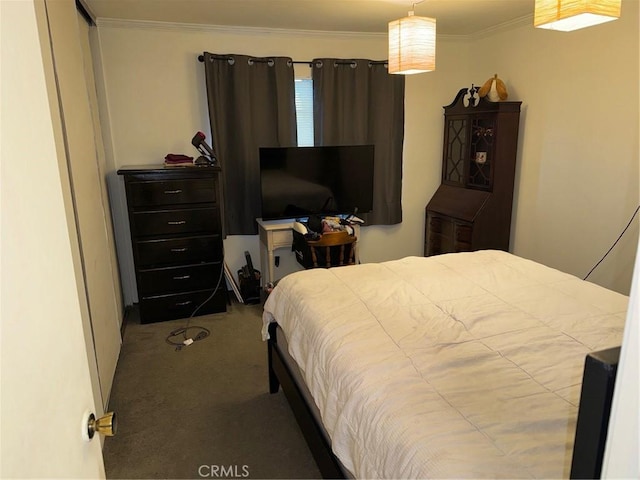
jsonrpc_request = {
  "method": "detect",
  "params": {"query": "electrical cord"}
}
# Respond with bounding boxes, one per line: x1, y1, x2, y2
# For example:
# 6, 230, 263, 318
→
165, 259, 226, 351
165, 326, 211, 350
583, 205, 639, 280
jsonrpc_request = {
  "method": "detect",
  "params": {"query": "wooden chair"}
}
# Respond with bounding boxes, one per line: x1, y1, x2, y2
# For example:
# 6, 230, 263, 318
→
306, 231, 356, 268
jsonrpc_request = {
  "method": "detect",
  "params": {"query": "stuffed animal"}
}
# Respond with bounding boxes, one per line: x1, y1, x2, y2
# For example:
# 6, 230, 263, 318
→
478, 74, 508, 102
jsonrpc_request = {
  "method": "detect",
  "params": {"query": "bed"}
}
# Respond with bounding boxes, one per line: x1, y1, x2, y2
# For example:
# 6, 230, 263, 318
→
262, 250, 628, 479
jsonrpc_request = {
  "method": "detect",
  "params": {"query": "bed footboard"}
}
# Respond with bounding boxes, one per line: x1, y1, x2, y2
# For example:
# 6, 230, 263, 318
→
570, 347, 620, 479
267, 322, 347, 479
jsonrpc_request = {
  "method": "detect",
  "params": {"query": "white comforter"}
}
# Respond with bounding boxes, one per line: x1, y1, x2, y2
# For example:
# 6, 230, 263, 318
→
262, 251, 628, 479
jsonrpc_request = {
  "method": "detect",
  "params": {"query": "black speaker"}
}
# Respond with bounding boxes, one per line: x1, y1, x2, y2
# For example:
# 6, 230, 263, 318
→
570, 347, 620, 479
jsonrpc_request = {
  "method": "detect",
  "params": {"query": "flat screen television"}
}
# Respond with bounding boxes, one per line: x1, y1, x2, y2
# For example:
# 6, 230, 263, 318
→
259, 145, 374, 220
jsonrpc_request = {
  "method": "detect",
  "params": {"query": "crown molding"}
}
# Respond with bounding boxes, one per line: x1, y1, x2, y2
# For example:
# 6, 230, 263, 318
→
95, 14, 533, 41
469, 14, 533, 39
94, 18, 386, 39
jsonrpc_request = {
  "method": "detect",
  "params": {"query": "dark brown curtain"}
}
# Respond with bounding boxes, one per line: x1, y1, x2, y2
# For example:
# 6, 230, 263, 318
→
312, 59, 405, 225
203, 53, 297, 235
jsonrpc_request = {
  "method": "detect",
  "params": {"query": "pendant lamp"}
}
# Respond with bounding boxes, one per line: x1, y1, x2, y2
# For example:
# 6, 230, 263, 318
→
388, 10, 436, 75
534, 0, 621, 31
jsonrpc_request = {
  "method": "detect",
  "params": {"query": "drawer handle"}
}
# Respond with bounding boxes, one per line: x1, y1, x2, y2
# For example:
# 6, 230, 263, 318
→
170, 247, 188, 252
167, 220, 187, 225
164, 189, 182, 194
173, 275, 191, 280
175, 300, 192, 306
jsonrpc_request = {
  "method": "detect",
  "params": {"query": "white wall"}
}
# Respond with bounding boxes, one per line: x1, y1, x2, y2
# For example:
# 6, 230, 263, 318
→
471, 3, 639, 295
93, 11, 638, 303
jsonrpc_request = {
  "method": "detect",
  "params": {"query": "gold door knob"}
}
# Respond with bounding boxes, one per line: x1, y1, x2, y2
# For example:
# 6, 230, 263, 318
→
86, 412, 117, 439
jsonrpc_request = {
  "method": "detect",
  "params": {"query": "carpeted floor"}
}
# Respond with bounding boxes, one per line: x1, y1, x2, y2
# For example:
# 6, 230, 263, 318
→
103, 300, 321, 479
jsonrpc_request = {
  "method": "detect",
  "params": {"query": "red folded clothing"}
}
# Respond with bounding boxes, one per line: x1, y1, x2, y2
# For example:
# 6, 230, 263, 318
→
164, 153, 194, 163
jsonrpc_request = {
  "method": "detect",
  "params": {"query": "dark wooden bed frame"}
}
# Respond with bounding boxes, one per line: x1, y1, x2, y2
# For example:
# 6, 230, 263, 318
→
267, 321, 619, 480
267, 322, 347, 479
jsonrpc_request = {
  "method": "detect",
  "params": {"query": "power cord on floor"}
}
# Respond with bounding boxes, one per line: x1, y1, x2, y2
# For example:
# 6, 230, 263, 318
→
584, 205, 639, 280
165, 326, 211, 350
165, 258, 226, 351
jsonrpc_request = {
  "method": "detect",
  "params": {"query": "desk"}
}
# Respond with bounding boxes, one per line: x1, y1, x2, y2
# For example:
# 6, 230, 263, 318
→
256, 218, 294, 287
256, 218, 361, 287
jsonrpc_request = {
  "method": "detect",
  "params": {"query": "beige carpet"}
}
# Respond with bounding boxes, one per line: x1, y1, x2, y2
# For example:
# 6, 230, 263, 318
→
103, 300, 321, 479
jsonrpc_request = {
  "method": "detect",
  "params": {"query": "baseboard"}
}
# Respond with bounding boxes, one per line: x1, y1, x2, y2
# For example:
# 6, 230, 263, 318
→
120, 304, 139, 339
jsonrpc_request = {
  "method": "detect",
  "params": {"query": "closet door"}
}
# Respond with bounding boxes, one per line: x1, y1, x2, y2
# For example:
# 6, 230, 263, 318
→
46, 0, 122, 407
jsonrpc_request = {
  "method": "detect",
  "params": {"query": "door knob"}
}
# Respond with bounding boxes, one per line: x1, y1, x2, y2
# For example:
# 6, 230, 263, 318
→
84, 411, 117, 440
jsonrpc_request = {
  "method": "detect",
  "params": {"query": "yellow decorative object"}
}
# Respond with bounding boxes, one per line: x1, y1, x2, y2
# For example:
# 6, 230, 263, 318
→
388, 11, 436, 75
478, 74, 508, 102
534, 0, 621, 32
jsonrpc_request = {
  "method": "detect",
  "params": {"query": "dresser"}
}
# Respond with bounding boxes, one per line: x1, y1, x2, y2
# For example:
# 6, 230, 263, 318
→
118, 165, 226, 323
425, 88, 522, 256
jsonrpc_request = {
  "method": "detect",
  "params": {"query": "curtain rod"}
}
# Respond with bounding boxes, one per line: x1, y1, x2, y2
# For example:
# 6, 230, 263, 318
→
197, 54, 386, 66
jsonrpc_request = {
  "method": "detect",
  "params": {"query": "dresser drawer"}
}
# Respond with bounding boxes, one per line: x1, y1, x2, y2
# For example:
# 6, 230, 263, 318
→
127, 178, 217, 207
139, 289, 227, 323
132, 207, 220, 237
428, 215, 454, 237
136, 235, 222, 268
137, 262, 222, 295
455, 224, 472, 243
427, 233, 455, 255
428, 215, 442, 232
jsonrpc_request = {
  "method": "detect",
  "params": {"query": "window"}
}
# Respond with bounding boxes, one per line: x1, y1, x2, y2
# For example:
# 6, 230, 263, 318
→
294, 74, 314, 146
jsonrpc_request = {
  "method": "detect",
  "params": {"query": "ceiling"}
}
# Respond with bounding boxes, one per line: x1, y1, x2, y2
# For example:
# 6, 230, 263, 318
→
82, 0, 536, 36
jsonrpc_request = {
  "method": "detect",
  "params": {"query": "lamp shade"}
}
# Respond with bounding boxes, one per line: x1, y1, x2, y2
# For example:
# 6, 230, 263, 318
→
388, 12, 436, 75
534, 0, 621, 31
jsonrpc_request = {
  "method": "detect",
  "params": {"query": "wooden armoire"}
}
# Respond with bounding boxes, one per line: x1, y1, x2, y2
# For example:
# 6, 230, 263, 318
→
424, 87, 522, 256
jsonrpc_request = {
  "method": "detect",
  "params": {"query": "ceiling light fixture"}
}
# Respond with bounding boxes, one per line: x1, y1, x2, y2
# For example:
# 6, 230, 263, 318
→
388, 1, 436, 75
534, 0, 621, 31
